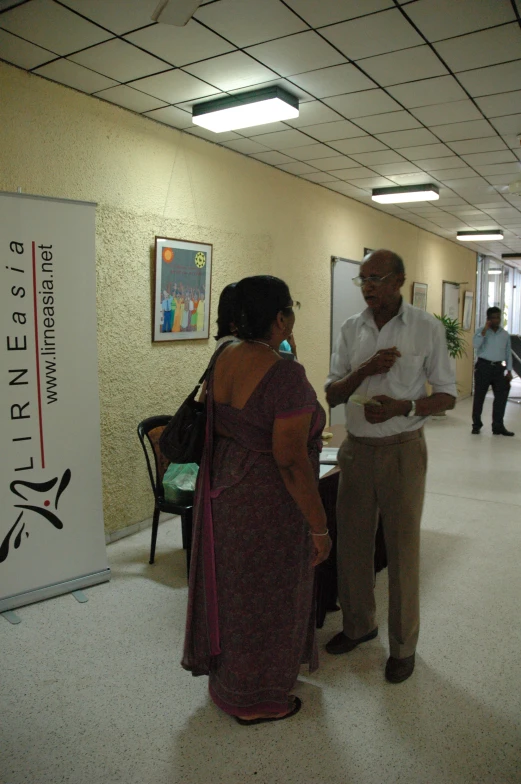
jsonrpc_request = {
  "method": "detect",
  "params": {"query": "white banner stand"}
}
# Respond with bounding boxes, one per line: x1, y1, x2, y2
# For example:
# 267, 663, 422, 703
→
0, 192, 110, 614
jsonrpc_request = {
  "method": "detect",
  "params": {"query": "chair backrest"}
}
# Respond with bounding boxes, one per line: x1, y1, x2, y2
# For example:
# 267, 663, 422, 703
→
137, 415, 172, 500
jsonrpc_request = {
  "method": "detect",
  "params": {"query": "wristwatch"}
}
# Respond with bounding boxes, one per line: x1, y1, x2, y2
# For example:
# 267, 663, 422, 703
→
406, 400, 416, 417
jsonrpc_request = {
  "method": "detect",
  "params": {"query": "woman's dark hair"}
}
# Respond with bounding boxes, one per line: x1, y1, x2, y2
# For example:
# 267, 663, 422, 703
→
234, 276, 292, 340
215, 282, 238, 340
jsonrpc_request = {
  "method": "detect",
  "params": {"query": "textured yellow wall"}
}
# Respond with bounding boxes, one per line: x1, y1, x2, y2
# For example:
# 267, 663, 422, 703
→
0, 63, 476, 533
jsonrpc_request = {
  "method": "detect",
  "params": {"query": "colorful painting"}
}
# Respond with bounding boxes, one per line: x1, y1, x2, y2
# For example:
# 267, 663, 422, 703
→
153, 237, 212, 342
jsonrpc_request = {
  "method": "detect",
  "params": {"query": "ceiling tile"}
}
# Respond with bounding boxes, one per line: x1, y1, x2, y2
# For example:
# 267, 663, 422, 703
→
475, 91, 521, 120
0, 0, 113, 55
143, 106, 193, 129
223, 138, 270, 154
350, 150, 407, 165
375, 128, 439, 148
282, 0, 393, 28
415, 156, 469, 172
434, 24, 521, 72
245, 31, 345, 77
298, 120, 363, 142
432, 119, 495, 142
124, 21, 234, 67
329, 137, 387, 155
0, 28, 54, 70
59, 0, 159, 36
248, 129, 314, 149
411, 99, 483, 126
243, 122, 292, 137
324, 89, 401, 118
183, 51, 277, 91
386, 75, 467, 108
346, 176, 395, 189
282, 143, 340, 161
430, 168, 477, 181
336, 167, 382, 180
490, 114, 521, 136
398, 143, 453, 160
186, 127, 240, 142
461, 151, 517, 166
370, 162, 422, 175
358, 46, 447, 86
127, 70, 219, 103
249, 151, 296, 165
34, 59, 118, 93
403, 0, 515, 42
308, 156, 360, 171
288, 63, 375, 98
478, 162, 521, 176
447, 137, 508, 155
300, 172, 340, 183
194, 0, 307, 48
285, 101, 343, 127
94, 84, 167, 112
354, 111, 421, 134
326, 181, 368, 197
388, 172, 441, 186
277, 161, 317, 175
457, 61, 521, 98
320, 8, 423, 60
70, 39, 169, 82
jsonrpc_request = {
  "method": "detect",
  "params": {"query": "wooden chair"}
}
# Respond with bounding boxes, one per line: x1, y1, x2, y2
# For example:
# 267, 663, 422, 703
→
137, 415, 193, 576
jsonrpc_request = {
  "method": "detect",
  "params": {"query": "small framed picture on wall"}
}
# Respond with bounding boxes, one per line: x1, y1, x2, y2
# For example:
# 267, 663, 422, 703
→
462, 291, 474, 331
412, 282, 428, 311
153, 236, 212, 342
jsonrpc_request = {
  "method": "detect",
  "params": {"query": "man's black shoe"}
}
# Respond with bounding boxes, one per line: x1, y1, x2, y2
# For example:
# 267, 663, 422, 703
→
385, 654, 415, 684
471, 427, 481, 434
325, 628, 378, 655
492, 427, 515, 436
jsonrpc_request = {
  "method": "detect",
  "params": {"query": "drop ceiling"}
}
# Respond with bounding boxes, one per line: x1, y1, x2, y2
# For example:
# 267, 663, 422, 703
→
1, 0, 521, 262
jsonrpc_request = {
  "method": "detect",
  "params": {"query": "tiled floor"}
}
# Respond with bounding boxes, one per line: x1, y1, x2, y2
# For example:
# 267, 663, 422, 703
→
2, 388, 521, 784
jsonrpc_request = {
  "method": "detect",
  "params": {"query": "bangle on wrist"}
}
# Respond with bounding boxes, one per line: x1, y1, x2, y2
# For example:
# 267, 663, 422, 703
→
310, 529, 329, 537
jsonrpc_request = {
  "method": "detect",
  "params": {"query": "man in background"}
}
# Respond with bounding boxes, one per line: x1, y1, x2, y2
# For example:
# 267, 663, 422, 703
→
472, 306, 514, 436
325, 249, 456, 683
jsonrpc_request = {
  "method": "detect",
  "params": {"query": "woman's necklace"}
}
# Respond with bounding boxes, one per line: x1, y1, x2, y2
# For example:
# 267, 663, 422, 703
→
248, 339, 280, 357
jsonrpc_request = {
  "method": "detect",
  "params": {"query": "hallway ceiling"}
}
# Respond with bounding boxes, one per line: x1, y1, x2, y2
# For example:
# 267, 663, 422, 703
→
1, 0, 521, 261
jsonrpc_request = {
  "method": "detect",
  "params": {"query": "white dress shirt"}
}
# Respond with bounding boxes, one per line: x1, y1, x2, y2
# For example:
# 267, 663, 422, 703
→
326, 300, 457, 437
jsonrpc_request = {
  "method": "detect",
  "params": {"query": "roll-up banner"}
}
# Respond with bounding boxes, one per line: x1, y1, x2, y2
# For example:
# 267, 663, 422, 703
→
0, 192, 109, 613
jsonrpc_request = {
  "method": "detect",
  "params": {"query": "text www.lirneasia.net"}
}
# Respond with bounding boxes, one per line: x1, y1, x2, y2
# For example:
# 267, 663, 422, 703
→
40, 251, 58, 404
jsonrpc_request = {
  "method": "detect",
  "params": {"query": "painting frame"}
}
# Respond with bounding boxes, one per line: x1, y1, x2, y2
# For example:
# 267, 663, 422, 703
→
412, 281, 428, 311
462, 290, 474, 331
152, 236, 212, 343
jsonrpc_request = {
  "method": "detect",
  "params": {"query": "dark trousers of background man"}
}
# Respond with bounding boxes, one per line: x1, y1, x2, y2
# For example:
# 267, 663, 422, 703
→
472, 358, 510, 430
336, 428, 427, 659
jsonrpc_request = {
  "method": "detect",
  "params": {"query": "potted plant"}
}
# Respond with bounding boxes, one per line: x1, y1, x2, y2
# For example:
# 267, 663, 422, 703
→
431, 314, 467, 417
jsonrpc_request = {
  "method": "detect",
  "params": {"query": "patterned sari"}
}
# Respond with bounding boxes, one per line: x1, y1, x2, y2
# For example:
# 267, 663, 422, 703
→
182, 359, 326, 717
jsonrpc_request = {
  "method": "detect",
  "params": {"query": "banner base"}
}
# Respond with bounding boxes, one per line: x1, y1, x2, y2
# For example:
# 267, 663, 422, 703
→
0, 569, 111, 613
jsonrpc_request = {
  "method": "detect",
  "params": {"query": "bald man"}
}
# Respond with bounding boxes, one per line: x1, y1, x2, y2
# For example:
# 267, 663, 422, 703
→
325, 250, 456, 683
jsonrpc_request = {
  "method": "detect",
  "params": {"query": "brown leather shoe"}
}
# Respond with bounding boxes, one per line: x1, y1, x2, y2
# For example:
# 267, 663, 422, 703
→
325, 628, 378, 655
385, 654, 415, 683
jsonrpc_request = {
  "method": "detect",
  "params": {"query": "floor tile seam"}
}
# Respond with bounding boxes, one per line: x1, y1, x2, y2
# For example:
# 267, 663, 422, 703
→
425, 489, 521, 509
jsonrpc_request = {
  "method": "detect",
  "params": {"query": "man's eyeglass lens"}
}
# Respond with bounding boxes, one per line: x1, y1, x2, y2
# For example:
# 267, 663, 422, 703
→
352, 274, 391, 288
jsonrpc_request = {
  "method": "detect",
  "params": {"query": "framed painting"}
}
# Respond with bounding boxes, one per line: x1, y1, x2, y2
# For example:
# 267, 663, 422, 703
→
412, 282, 428, 311
153, 237, 212, 342
462, 290, 474, 331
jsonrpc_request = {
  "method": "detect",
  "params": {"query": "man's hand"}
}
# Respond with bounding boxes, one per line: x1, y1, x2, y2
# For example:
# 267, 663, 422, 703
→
364, 395, 409, 424
506, 371, 513, 383
360, 347, 401, 377
481, 320, 492, 336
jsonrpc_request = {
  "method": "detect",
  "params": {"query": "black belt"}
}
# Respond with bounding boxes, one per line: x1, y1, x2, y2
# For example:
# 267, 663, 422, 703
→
477, 357, 504, 367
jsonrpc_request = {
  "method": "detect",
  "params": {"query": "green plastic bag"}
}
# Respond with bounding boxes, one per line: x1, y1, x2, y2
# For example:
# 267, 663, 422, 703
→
162, 462, 199, 504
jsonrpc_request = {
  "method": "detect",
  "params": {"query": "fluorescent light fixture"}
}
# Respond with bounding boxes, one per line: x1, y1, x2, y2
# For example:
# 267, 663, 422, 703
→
192, 87, 299, 133
488, 270, 502, 274
457, 230, 503, 241
502, 253, 521, 260
371, 183, 439, 204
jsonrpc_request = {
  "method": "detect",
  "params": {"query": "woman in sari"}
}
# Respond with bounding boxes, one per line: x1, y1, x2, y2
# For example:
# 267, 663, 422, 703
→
173, 294, 183, 333
196, 295, 205, 333
182, 276, 331, 724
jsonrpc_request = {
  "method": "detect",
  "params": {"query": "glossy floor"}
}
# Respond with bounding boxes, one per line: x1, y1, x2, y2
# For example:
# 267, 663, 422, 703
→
2, 388, 520, 784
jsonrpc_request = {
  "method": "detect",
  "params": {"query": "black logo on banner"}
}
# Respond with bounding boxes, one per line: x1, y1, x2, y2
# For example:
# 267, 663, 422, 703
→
0, 469, 72, 563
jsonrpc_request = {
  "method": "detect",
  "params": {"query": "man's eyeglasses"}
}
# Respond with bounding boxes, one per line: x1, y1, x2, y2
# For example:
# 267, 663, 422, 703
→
285, 300, 301, 310
352, 273, 393, 288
